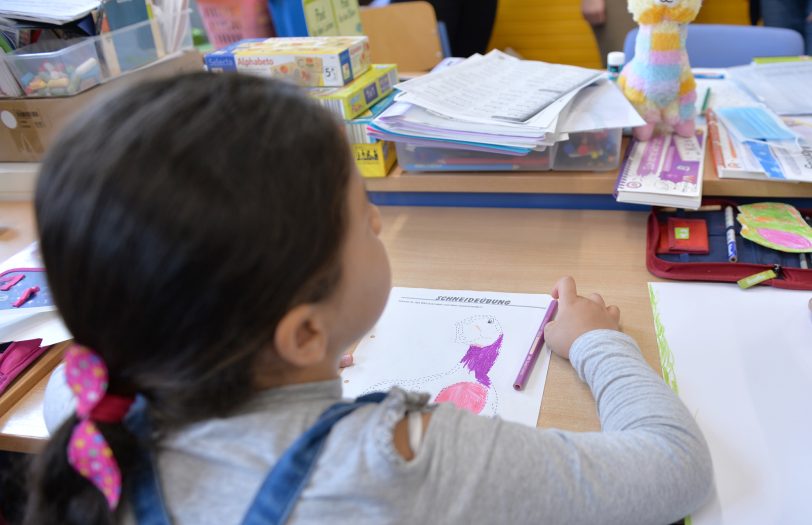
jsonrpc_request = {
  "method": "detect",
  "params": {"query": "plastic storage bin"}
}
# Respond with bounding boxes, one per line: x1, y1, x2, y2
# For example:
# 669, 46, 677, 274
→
394, 128, 622, 172
7, 11, 192, 98
395, 143, 553, 172
8, 39, 103, 97
99, 12, 192, 76
551, 129, 622, 171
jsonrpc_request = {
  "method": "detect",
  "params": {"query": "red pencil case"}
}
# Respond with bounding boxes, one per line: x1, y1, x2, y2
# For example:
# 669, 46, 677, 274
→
646, 198, 812, 290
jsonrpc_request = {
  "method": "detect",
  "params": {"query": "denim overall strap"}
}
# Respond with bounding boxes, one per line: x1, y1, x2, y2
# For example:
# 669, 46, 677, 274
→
241, 392, 387, 525
126, 399, 174, 525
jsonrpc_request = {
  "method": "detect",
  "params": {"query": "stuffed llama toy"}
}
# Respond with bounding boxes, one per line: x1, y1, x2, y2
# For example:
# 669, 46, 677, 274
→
617, 0, 703, 141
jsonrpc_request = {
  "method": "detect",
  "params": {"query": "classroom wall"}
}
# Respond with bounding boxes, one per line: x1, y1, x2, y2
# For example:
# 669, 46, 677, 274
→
488, 0, 751, 68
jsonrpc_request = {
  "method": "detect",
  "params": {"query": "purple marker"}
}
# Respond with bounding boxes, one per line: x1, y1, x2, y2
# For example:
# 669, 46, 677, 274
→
513, 300, 558, 391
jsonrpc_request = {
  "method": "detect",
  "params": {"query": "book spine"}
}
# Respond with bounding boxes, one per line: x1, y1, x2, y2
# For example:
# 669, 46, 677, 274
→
314, 97, 349, 119
345, 122, 375, 144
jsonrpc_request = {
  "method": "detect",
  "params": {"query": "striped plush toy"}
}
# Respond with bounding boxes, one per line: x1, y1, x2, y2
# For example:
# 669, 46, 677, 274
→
617, 0, 702, 141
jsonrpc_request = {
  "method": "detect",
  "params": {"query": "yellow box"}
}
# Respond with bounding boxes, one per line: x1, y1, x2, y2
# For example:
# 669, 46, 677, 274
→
309, 64, 397, 119
352, 141, 396, 178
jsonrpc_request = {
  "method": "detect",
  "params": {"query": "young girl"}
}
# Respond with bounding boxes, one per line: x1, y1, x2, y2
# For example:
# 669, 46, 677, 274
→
26, 73, 712, 525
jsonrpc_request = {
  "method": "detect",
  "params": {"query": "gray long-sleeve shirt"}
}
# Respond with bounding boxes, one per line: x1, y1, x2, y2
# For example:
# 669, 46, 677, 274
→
112, 329, 712, 524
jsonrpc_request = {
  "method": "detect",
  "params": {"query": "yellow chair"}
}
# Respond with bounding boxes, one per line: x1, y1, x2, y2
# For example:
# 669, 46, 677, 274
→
360, 1, 444, 72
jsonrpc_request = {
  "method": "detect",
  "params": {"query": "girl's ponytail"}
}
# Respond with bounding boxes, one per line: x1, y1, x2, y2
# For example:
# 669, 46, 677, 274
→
25, 347, 137, 525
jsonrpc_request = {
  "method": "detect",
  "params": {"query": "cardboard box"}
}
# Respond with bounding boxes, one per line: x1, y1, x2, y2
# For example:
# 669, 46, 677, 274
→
0, 50, 203, 162
203, 36, 370, 87
353, 141, 396, 178
309, 63, 397, 120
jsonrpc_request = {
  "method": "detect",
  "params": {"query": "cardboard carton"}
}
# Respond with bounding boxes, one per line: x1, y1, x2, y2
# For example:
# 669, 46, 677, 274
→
0, 50, 203, 162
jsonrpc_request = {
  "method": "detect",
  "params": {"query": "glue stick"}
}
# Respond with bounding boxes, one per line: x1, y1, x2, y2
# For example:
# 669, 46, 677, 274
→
607, 52, 625, 81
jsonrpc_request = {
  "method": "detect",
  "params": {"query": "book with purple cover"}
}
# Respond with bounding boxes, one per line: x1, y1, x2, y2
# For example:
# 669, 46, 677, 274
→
615, 126, 707, 209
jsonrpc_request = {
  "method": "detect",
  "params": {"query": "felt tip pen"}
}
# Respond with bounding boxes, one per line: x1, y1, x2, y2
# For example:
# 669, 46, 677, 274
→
725, 206, 738, 262
513, 300, 558, 391
701, 87, 712, 114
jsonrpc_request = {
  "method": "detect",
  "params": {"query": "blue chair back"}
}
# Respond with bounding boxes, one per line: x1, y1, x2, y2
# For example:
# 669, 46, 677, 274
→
623, 24, 805, 67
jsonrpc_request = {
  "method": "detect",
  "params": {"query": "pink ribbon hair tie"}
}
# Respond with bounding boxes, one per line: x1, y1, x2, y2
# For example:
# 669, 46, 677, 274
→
65, 345, 134, 509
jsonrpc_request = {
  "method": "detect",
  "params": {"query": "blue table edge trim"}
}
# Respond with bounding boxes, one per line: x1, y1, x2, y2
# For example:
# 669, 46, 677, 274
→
367, 192, 812, 211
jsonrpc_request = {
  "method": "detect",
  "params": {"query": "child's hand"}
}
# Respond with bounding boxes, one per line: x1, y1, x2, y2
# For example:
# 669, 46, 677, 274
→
544, 276, 621, 360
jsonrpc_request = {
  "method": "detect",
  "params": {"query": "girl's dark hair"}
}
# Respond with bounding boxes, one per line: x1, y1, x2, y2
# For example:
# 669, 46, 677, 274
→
25, 72, 353, 525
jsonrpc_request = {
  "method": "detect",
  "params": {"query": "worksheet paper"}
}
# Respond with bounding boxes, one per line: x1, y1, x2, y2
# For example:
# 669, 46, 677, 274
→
395, 50, 601, 129
648, 282, 812, 524
342, 288, 554, 427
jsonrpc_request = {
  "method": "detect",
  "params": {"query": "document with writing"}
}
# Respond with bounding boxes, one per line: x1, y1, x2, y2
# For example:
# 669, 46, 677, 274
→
0, 0, 100, 24
395, 50, 601, 129
342, 287, 553, 427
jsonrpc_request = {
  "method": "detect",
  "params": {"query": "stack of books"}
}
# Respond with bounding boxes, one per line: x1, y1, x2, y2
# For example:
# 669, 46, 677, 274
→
707, 109, 812, 183
204, 36, 398, 177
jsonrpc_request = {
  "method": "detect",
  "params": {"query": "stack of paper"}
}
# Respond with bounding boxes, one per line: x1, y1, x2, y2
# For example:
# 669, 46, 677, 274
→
368, 50, 606, 155
0, 0, 101, 25
729, 61, 812, 116
708, 110, 812, 183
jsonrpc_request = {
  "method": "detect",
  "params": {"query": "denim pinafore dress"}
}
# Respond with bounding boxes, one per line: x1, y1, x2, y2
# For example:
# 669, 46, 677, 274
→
127, 393, 387, 525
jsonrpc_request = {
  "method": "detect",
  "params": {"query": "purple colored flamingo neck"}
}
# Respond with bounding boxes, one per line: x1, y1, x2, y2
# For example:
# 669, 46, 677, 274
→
460, 334, 503, 387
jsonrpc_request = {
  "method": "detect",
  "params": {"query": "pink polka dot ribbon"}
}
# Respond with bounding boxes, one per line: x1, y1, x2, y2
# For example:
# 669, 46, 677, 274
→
65, 345, 133, 509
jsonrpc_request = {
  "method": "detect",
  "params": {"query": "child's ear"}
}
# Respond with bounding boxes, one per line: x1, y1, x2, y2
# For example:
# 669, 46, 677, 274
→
274, 304, 329, 368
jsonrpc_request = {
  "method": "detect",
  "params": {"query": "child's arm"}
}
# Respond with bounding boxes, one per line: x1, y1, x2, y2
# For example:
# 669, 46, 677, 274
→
385, 277, 712, 524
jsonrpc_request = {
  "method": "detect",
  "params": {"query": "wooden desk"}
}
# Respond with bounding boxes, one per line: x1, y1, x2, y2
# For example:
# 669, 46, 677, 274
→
367, 142, 812, 200
7, 147, 812, 203
0, 201, 663, 452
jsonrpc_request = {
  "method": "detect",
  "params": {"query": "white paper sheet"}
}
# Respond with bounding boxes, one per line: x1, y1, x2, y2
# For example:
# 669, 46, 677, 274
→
558, 80, 645, 133
342, 288, 553, 427
648, 282, 812, 524
729, 62, 812, 116
0, 309, 71, 345
395, 50, 601, 129
0, 242, 41, 273
0, 242, 72, 345
695, 77, 757, 110
0, 0, 100, 24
